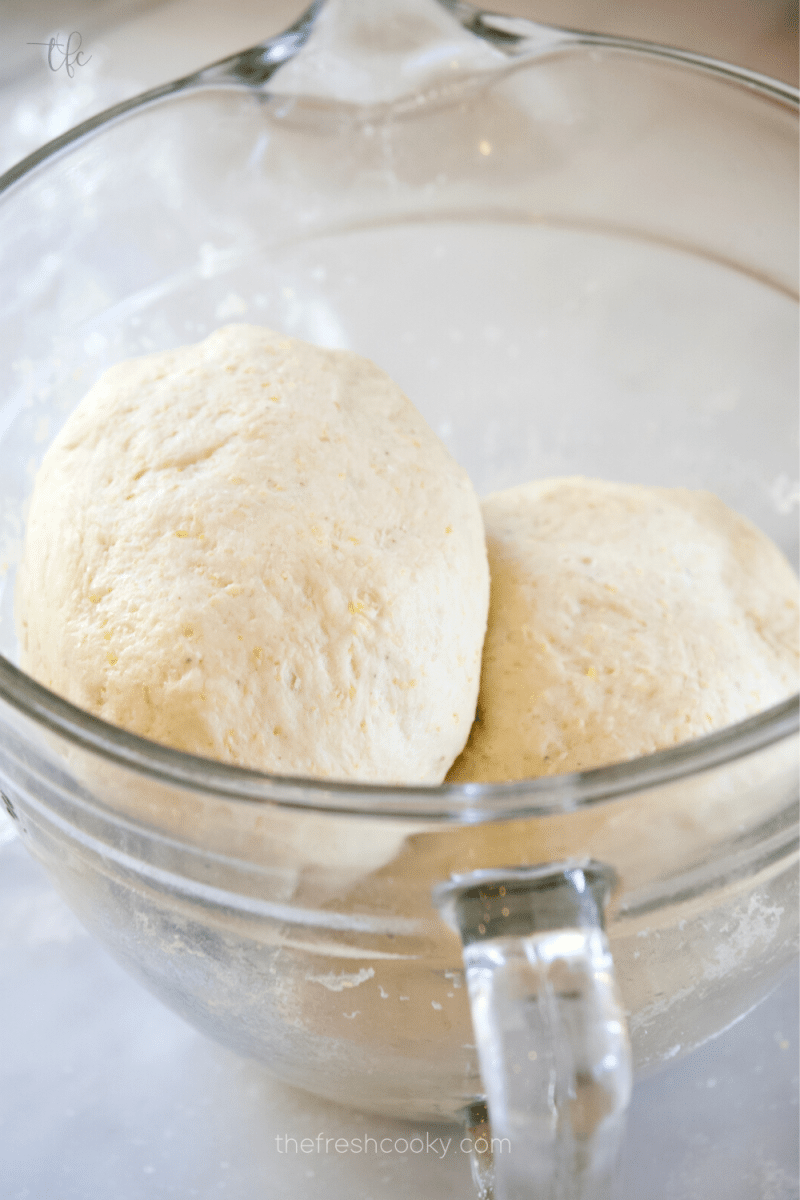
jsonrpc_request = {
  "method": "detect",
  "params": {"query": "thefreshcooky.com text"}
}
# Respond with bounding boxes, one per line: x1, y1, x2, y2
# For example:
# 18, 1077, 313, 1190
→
275, 1133, 510, 1159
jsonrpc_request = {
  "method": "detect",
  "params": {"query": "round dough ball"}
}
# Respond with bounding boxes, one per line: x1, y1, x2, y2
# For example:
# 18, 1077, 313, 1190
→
17, 325, 489, 784
447, 477, 799, 782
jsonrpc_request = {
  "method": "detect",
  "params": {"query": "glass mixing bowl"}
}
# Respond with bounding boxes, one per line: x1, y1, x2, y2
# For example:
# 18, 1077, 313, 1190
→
0, 0, 797, 1178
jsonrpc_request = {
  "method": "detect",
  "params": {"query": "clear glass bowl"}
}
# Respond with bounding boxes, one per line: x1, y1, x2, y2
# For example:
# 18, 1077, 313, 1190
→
0, 0, 797, 1126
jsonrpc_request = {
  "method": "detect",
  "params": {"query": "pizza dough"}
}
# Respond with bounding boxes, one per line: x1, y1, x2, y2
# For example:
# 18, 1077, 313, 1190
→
447, 477, 799, 782
16, 324, 489, 785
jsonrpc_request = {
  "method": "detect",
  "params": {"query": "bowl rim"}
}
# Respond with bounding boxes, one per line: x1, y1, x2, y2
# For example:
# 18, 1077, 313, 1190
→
0, 5, 796, 198
1, 658, 797, 821
0, 18, 797, 822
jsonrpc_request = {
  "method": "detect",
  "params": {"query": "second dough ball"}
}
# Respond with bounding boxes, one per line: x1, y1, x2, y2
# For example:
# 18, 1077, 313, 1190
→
447, 477, 799, 782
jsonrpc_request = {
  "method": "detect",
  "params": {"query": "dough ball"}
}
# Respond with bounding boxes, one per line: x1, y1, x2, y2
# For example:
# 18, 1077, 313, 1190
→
447, 477, 799, 782
17, 325, 489, 784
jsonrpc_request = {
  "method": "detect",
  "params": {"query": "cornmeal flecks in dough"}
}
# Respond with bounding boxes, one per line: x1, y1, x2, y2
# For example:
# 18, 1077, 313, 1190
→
447, 477, 799, 782
16, 325, 489, 784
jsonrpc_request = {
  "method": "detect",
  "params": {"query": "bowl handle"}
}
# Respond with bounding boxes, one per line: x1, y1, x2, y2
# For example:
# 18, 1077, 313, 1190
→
433, 861, 632, 1200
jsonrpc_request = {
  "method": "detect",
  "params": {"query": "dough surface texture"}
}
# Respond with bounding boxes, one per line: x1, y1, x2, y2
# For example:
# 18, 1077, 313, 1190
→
17, 325, 489, 784
447, 477, 799, 782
